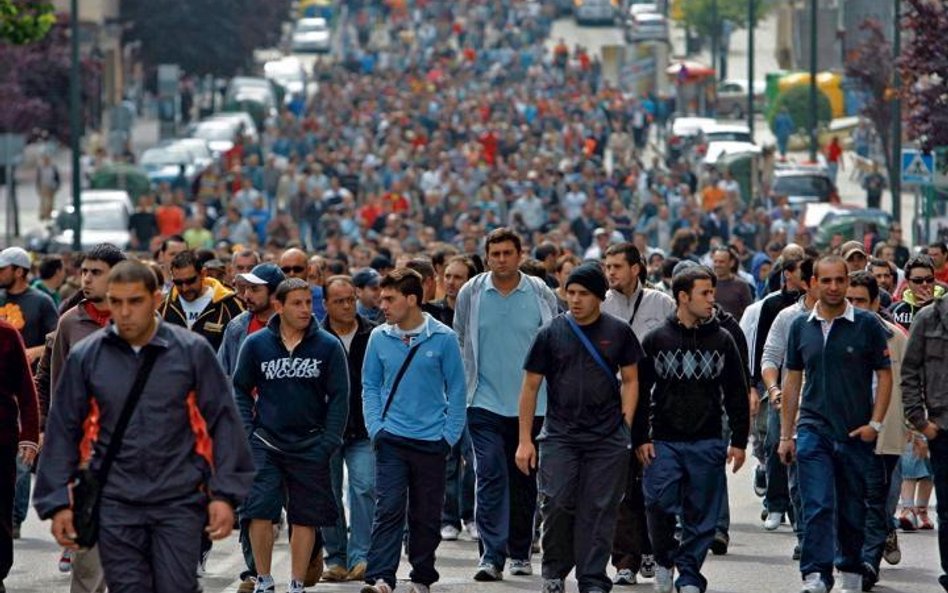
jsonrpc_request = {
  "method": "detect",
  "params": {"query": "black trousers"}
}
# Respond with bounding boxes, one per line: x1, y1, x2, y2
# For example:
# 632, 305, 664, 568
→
539, 429, 630, 593
612, 451, 652, 571
0, 440, 15, 584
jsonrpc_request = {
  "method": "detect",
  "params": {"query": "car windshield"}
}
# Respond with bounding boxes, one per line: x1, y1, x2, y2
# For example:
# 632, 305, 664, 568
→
706, 131, 752, 143
141, 148, 190, 166
773, 175, 831, 196
81, 204, 126, 231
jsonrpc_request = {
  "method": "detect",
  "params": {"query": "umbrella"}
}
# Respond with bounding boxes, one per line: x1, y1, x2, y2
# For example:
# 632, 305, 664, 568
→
90, 163, 151, 202
666, 60, 715, 81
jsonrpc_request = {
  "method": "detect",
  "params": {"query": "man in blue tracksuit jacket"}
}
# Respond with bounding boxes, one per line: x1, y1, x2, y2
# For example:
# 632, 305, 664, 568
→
360, 268, 467, 593
233, 277, 349, 593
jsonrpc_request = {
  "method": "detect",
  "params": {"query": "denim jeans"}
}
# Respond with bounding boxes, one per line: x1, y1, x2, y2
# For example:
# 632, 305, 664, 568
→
796, 429, 874, 590
928, 434, 948, 578
764, 404, 791, 514
863, 454, 900, 571
468, 407, 542, 570
644, 439, 727, 593
323, 438, 376, 570
13, 457, 30, 526
442, 428, 475, 529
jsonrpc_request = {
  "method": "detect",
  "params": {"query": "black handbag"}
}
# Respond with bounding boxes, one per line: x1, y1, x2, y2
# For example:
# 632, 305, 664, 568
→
71, 346, 159, 548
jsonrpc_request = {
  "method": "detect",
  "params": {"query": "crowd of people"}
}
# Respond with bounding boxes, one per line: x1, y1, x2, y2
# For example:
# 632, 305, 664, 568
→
1, 1, 947, 593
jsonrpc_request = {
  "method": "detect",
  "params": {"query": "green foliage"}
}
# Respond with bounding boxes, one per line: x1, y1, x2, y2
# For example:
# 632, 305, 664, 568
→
677, 0, 767, 39
767, 85, 832, 135
0, 0, 55, 44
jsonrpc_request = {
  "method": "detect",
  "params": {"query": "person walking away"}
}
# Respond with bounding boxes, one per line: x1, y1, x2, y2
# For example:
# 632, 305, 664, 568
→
825, 137, 844, 185
778, 255, 892, 593
901, 280, 948, 593
360, 268, 466, 593
0, 319, 39, 593
774, 108, 795, 161
516, 264, 643, 593
36, 154, 61, 221
233, 278, 349, 593
634, 266, 750, 593
453, 228, 559, 581
33, 260, 254, 593
321, 275, 377, 583
862, 164, 886, 210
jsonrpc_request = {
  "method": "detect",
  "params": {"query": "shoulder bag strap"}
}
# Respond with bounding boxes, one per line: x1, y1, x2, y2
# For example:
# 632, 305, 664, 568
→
381, 343, 421, 420
565, 313, 619, 391
628, 289, 645, 325
96, 346, 160, 482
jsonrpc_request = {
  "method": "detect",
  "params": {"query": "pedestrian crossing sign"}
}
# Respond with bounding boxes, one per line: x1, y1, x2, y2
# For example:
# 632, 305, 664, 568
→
902, 149, 934, 185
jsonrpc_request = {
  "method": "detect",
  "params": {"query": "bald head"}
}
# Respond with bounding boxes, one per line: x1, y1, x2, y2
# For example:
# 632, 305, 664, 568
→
279, 248, 309, 280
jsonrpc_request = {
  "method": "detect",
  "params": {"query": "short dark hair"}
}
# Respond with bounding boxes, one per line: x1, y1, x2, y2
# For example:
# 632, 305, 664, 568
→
662, 256, 681, 279
555, 254, 581, 274
379, 268, 424, 304
534, 242, 559, 262
194, 249, 216, 269
445, 255, 477, 281
108, 260, 158, 293
604, 242, 643, 267
170, 250, 202, 273
405, 258, 436, 281
38, 255, 64, 280
484, 227, 522, 255
519, 258, 547, 280
800, 258, 816, 284
159, 235, 186, 254
431, 246, 459, 269
928, 242, 948, 256
814, 254, 848, 278
849, 270, 879, 303
905, 254, 935, 276
671, 267, 716, 305
274, 277, 311, 303
324, 275, 355, 293
84, 243, 127, 268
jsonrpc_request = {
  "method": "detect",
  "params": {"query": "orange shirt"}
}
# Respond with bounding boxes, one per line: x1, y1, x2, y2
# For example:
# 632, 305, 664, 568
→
156, 205, 185, 237
702, 185, 727, 212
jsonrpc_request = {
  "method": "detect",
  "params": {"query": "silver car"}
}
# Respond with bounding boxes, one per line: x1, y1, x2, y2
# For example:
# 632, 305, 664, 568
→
292, 17, 331, 53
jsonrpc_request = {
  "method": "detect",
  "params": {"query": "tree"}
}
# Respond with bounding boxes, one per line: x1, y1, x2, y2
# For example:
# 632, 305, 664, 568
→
900, 0, 948, 151
677, 0, 767, 40
766, 84, 832, 135
120, 0, 291, 77
844, 19, 896, 196
0, 0, 55, 44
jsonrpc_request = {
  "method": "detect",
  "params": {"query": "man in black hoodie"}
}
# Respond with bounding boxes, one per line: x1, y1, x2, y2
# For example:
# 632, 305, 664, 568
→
634, 267, 749, 593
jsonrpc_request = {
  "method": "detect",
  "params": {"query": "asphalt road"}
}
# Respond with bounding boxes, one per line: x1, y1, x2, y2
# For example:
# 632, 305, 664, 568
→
7, 466, 941, 592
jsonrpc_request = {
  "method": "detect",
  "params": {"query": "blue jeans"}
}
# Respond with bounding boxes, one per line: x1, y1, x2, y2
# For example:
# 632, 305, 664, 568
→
13, 457, 29, 526
323, 438, 376, 570
468, 407, 541, 569
863, 454, 900, 571
442, 428, 475, 529
765, 404, 791, 514
796, 429, 873, 589
644, 439, 727, 593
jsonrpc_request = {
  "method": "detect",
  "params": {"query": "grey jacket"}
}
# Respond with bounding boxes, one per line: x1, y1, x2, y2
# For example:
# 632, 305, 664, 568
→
218, 311, 254, 376
453, 272, 559, 404
34, 320, 254, 519
902, 297, 948, 431
601, 285, 675, 341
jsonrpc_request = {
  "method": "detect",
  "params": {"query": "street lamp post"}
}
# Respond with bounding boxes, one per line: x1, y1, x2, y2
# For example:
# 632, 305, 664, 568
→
711, 0, 719, 81
69, 0, 82, 251
891, 0, 902, 224
808, 0, 818, 162
747, 0, 755, 135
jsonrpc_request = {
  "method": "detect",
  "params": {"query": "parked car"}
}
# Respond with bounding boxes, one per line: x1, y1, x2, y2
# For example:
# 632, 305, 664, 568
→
26, 190, 133, 253
666, 116, 715, 162
169, 138, 214, 171
292, 17, 332, 53
715, 79, 766, 120
223, 77, 279, 129
626, 12, 669, 42
139, 142, 201, 189
263, 57, 310, 106
771, 165, 839, 211
813, 208, 892, 251
699, 122, 754, 144
574, 0, 617, 25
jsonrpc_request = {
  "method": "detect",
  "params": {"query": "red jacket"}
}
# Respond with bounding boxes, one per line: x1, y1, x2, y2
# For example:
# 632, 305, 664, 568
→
0, 319, 39, 446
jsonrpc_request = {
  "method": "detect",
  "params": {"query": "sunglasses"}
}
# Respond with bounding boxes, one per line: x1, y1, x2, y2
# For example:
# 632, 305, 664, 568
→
909, 276, 936, 285
172, 276, 199, 287
281, 265, 307, 274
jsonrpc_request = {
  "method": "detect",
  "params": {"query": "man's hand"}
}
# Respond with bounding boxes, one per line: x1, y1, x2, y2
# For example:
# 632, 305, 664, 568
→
205, 500, 235, 541
849, 425, 879, 443
515, 441, 536, 476
748, 390, 759, 418
636, 443, 656, 467
51, 508, 78, 549
778, 439, 796, 465
727, 447, 746, 473
17, 443, 37, 467
922, 421, 940, 442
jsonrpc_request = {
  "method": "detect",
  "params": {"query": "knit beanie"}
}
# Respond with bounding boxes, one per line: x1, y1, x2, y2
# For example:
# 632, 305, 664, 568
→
566, 263, 608, 301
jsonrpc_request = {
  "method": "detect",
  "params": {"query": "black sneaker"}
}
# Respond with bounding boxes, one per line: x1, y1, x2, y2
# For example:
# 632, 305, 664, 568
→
710, 532, 729, 555
753, 465, 767, 497
473, 563, 503, 582
792, 544, 801, 561
862, 562, 878, 592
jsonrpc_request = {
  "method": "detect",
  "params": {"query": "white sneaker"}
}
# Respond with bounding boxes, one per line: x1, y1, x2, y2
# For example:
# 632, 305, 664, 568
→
465, 520, 480, 541
800, 572, 827, 593
653, 565, 674, 593
360, 580, 393, 593
837, 571, 862, 593
509, 559, 533, 575
763, 512, 783, 531
441, 525, 460, 541
613, 568, 637, 585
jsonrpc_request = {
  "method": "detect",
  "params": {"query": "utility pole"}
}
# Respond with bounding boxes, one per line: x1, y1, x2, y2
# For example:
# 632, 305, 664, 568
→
808, 0, 818, 162
711, 0, 719, 81
891, 0, 902, 224
747, 0, 756, 136
70, 0, 82, 250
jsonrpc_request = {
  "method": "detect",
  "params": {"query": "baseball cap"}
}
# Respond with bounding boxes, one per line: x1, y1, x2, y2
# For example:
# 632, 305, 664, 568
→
353, 268, 381, 289
0, 247, 31, 270
237, 263, 285, 292
841, 241, 867, 260
593, 227, 609, 237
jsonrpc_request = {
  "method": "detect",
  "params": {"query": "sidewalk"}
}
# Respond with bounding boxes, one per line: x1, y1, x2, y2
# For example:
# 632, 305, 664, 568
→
0, 116, 160, 248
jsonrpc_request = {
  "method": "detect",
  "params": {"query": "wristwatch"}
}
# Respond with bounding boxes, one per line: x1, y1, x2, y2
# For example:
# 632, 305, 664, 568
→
869, 420, 884, 433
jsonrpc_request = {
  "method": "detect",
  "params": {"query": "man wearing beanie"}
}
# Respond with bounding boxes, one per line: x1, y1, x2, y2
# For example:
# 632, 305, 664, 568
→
516, 264, 644, 593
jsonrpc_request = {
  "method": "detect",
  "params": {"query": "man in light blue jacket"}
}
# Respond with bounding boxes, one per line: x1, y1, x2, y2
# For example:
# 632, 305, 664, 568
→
453, 228, 560, 581
361, 268, 466, 593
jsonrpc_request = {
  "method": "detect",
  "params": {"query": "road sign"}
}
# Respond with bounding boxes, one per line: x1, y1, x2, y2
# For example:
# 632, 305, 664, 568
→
902, 149, 934, 185
0, 134, 25, 167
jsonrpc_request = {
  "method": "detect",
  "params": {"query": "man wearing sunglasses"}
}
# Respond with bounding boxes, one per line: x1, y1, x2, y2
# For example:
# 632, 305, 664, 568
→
889, 255, 945, 331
